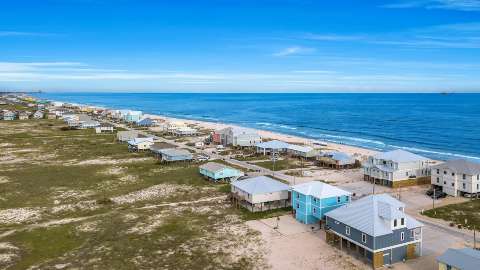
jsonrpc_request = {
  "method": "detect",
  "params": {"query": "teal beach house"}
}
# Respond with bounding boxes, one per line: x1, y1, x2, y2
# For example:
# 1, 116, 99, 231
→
199, 162, 244, 182
291, 181, 351, 224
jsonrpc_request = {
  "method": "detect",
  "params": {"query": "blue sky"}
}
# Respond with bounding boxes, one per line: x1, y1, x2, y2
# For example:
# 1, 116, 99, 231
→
1, 0, 480, 92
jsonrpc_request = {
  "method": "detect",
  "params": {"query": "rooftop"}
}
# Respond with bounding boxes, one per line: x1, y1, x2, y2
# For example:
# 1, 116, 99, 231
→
256, 140, 291, 150
232, 176, 289, 195
433, 159, 480, 175
374, 149, 428, 163
199, 162, 238, 173
325, 194, 423, 237
291, 181, 351, 198
437, 248, 480, 270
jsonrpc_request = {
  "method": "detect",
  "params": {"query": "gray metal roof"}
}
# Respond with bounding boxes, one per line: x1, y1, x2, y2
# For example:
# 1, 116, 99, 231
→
159, 148, 192, 157
199, 162, 237, 173
256, 140, 290, 150
374, 149, 428, 163
292, 181, 351, 198
437, 248, 480, 270
231, 176, 289, 195
325, 194, 423, 237
432, 159, 480, 175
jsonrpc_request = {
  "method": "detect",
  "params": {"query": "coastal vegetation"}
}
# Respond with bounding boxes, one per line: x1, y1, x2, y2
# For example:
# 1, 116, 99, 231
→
422, 199, 480, 229
0, 119, 267, 269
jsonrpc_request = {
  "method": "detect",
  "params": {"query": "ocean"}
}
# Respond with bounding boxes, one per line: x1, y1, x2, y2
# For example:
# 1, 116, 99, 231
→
34, 92, 480, 161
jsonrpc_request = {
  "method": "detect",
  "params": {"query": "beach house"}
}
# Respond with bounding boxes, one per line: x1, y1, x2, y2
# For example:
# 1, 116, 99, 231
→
291, 181, 351, 224
117, 130, 140, 142
325, 194, 423, 268
125, 111, 143, 123
47, 112, 57, 119
317, 151, 357, 169
18, 111, 30, 120
199, 162, 244, 182
172, 126, 198, 136
286, 144, 318, 159
437, 248, 480, 270
33, 110, 44, 119
363, 149, 431, 188
156, 148, 193, 162
2, 110, 15, 121
128, 137, 155, 151
256, 140, 291, 155
231, 176, 290, 212
212, 127, 262, 147
136, 117, 154, 127
430, 159, 480, 197
95, 123, 115, 133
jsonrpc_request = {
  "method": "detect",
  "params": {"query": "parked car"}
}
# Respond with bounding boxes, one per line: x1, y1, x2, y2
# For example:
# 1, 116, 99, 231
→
426, 187, 442, 196
431, 191, 447, 199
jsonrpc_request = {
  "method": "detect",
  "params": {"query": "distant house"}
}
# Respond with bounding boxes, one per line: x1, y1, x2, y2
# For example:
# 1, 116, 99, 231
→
18, 111, 30, 120
172, 126, 198, 136
136, 118, 154, 127
431, 159, 480, 197
199, 162, 244, 182
325, 194, 423, 268
128, 137, 155, 151
156, 148, 193, 162
363, 149, 431, 188
47, 112, 57, 119
291, 181, 351, 224
95, 123, 115, 133
286, 144, 318, 159
117, 130, 140, 142
33, 110, 44, 119
256, 140, 291, 155
213, 127, 262, 147
437, 248, 480, 270
2, 110, 15, 121
231, 176, 290, 212
125, 111, 143, 123
150, 142, 177, 158
317, 151, 357, 169
76, 115, 100, 129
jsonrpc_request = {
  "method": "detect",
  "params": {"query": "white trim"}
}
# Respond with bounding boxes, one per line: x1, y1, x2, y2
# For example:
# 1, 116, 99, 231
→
328, 229, 422, 253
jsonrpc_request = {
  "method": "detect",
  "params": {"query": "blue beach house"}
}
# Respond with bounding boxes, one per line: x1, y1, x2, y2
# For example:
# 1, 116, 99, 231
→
124, 111, 143, 123
199, 162, 244, 182
291, 181, 351, 224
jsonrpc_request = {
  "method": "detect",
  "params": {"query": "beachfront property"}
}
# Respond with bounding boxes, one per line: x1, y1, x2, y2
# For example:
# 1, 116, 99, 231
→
128, 137, 155, 151
125, 111, 143, 123
156, 148, 193, 162
291, 181, 351, 224
95, 123, 115, 133
78, 118, 100, 129
18, 111, 30, 120
2, 110, 16, 120
436, 248, 480, 270
212, 127, 262, 147
256, 140, 290, 155
230, 176, 290, 212
317, 151, 357, 169
33, 110, 44, 119
136, 117, 155, 127
286, 144, 318, 159
116, 130, 140, 142
172, 126, 198, 136
325, 194, 423, 268
363, 149, 431, 188
166, 121, 187, 133
430, 159, 480, 197
199, 162, 244, 182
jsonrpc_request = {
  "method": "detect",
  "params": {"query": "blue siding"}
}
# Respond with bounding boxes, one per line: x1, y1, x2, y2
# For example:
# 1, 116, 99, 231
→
292, 191, 350, 224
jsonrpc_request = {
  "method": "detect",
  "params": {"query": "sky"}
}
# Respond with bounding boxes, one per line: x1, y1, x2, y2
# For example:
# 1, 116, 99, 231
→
1, 0, 480, 92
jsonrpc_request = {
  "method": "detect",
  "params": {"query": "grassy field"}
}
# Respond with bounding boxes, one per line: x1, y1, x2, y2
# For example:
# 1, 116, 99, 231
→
422, 199, 480, 229
254, 158, 306, 171
0, 119, 267, 269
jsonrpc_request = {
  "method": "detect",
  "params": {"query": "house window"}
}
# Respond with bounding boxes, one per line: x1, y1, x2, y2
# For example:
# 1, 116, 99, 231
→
406, 172, 409, 177
393, 219, 397, 227
346, 226, 350, 235
410, 230, 414, 238
313, 208, 316, 213
437, 169, 440, 174
463, 174, 466, 180
444, 171, 447, 175
401, 232, 405, 241
337, 197, 341, 203
463, 183, 466, 189
477, 175, 479, 180
401, 218, 405, 226
444, 181, 446, 185
362, 233, 367, 243
296, 193, 299, 199
477, 184, 479, 190
452, 173, 455, 176
313, 198, 316, 203
452, 183, 454, 187
437, 177, 439, 183
296, 203, 299, 209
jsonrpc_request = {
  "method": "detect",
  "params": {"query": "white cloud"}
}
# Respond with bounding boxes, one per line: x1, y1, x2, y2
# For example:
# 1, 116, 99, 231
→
272, 46, 315, 57
383, 0, 480, 11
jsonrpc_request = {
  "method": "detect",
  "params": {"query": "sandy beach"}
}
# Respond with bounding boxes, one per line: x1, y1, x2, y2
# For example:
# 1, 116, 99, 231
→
144, 113, 378, 159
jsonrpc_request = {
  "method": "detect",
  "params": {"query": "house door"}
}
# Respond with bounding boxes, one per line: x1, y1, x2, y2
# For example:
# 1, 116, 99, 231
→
383, 252, 391, 266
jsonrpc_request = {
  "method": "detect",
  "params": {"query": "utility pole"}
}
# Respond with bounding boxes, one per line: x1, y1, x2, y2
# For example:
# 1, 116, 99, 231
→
474, 225, 477, 250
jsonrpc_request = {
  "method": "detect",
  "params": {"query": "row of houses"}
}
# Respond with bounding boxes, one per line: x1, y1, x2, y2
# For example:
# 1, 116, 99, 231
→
1, 110, 55, 121
218, 170, 424, 268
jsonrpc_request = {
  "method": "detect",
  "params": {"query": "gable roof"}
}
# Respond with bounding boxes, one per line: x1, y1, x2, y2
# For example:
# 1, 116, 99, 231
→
199, 162, 238, 173
287, 144, 314, 153
325, 194, 423, 237
374, 149, 428, 163
432, 159, 480, 175
292, 181, 351, 198
321, 151, 355, 162
127, 137, 154, 145
232, 176, 289, 195
256, 140, 290, 150
437, 248, 480, 270
159, 148, 192, 157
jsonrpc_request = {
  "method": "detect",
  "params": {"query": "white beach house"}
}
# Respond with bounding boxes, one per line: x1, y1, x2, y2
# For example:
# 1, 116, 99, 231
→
363, 149, 431, 188
431, 159, 480, 197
